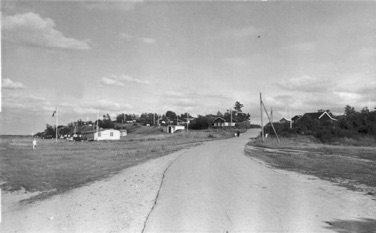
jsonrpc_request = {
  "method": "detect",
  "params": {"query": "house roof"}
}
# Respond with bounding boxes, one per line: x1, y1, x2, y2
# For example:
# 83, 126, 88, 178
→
82, 128, 119, 134
292, 115, 302, 121
213, 117, 226, 122
279, 118, 291, 122
302, 112, 337, 121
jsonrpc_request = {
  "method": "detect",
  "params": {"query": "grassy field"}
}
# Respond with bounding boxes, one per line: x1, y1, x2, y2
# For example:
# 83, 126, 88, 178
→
0, 127, 235, 201
246, 135, 376, 196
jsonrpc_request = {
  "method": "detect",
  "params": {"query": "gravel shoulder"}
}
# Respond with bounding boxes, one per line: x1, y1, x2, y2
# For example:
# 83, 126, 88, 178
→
0, 149, 186, 233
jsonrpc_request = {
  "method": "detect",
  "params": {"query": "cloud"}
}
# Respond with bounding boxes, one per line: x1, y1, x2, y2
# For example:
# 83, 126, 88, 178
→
79, 99, 132, 112
219, 26, 261, 40
120, 33, 156, 44
139, 37, 156, 44
101, 75, 151, 86
82, 1, 140, 12
118, 75, 151, 85
100, 77, 125, 87
228, 26, 260, 38
2, 92, 51, 112
222, 57, 249, 67
283, 42, 316, 52
277, 75, 334, 93
2, 12, 91, 50
119, 33, 133, 40
2, 78, 25, 89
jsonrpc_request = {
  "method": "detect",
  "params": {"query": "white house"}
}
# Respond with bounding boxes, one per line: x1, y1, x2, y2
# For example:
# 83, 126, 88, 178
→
212, 117, 236, 127
163, 125, 185, 133
119, 129, 127, 137
82, 129, 121, 141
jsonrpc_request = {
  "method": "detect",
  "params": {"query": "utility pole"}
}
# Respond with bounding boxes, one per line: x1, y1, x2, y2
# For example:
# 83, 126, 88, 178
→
55, 107, 58, 143
230, 108, 232, 127
290, 108, 292, 129
262, 101, 280, 144
271, 107, 273, 123
186, 112, 188, 132
260, 93, 264, 141
96, 110, 99, 141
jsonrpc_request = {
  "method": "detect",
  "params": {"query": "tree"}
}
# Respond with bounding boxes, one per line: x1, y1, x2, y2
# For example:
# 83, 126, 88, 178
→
44, 124, 55, 137
234, 101, 244, 112
99, 113, 114, 128
216, 111, 223, 117
344, 105, 356, 116
189, 115, 213, 130
165, 110, 177, 123
361, 107, 369, 114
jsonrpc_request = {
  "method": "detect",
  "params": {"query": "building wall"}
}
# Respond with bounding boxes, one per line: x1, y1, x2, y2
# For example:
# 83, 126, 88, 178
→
95, 130, 121, 140
163, 125, 185, 133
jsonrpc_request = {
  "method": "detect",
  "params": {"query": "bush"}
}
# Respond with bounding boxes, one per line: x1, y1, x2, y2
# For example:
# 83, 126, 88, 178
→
189, 116, 213, 130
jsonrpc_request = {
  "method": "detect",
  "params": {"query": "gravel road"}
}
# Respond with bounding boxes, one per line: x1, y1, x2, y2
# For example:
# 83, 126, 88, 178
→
143, 129, 376, 232
2, 129, 376, 232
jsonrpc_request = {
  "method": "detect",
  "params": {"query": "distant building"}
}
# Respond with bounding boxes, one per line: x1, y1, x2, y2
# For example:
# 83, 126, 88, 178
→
212, 117, 236, 127
163, 125, 185, 133
299, 111, 337, 122
291, 115, 302, 123
279, 118, 291, 123
82, 129, 121, 141
119, 129, 127, 137
213, 117, 226, 127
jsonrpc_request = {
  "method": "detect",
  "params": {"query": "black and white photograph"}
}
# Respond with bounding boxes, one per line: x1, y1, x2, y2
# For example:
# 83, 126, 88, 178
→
1, 0, 376, 232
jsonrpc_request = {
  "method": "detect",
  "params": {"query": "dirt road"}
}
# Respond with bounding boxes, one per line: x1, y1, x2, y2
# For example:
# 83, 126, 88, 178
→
2, 129, 376, 232
143, 129, 376, 232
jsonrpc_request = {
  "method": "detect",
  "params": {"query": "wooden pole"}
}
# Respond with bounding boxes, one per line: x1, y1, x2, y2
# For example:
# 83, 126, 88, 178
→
96, 110, 99, 141
260, 93, 264, 141
290, 108, 292, 129
55, 107, 58, 143
262, 102, 280, 144
230, 108, 232, 128
271, 107, 273, 123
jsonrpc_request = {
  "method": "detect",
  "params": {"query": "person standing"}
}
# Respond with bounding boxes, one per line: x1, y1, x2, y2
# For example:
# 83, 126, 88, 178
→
32, 138, 37, 150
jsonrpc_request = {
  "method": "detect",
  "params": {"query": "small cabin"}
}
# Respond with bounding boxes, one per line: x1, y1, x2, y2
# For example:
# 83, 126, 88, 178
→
163, 125, 185, 133
82, 129, 121, 141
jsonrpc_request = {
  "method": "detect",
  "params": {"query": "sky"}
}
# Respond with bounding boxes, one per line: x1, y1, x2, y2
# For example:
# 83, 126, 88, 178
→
1, 1, 376, 135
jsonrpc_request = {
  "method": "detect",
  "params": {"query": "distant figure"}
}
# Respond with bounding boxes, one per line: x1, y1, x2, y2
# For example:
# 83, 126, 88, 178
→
32, 138, 37, 150
237, 130, 240, 137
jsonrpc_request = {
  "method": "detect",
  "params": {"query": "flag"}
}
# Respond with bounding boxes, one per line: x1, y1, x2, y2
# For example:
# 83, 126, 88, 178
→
52, 109, 57, 117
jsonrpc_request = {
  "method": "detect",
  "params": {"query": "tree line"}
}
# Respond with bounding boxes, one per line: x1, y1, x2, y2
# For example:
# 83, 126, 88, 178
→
36, 101, 251, 137
264, 105, 376, 143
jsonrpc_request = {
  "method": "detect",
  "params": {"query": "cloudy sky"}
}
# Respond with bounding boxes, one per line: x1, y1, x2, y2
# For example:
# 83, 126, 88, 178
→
1, 1, 375, 135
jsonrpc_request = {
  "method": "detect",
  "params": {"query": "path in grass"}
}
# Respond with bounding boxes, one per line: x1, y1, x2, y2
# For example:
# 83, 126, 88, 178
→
143, 129, 376, 232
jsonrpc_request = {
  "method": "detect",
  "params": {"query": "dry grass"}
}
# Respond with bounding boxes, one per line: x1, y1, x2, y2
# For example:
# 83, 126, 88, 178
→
0, 128, 233, 202
246, 135, 376, 195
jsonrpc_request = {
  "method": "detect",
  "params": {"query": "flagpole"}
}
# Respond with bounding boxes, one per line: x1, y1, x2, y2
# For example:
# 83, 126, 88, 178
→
56, 107, 58, 143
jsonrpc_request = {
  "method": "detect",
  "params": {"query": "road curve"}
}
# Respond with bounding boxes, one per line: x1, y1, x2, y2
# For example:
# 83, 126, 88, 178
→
143, 129, 376, 232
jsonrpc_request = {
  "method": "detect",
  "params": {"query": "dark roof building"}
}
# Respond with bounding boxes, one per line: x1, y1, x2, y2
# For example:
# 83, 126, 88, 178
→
300, 112, 337, 121
291, 115, 302, 122
279, 118, 291, 123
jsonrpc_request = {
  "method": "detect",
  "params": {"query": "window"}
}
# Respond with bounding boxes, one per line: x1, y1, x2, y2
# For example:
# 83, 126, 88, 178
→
98, 132, 101, 137
110, 132, 113, 136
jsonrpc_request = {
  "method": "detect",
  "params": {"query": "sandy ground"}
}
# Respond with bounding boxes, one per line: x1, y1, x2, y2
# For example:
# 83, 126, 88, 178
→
2, 129, 376, 232
0, 149, 185, 233
143, 129, 376, 232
